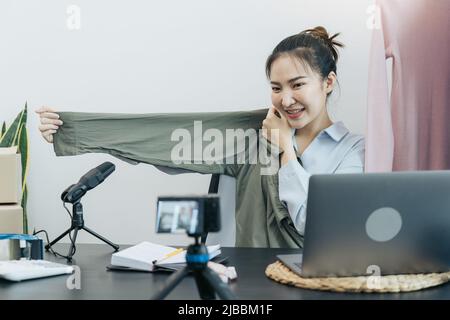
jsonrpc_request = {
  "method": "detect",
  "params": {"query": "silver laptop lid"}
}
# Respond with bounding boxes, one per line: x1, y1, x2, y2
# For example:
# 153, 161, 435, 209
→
301, 171, 450, 277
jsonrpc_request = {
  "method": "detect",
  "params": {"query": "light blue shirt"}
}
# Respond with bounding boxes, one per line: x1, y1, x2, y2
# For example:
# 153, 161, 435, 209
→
278, 121, 365, 235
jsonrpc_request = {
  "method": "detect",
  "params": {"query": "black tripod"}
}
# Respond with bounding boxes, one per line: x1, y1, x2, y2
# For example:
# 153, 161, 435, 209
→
151, 236, 236, 300
45, 201, 119, 261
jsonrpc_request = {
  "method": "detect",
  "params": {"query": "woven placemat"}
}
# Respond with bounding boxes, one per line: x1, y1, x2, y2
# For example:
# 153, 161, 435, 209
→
265, 261, 450, 293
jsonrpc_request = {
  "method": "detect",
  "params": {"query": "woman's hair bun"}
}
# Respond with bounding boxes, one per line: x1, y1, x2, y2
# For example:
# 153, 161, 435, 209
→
300, 26, 344, 62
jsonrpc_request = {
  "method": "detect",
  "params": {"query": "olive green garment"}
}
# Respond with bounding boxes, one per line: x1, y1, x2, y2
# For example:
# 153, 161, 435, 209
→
53, 109, 304, 248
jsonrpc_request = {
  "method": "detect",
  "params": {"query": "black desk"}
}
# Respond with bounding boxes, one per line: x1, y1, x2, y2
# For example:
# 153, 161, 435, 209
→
0, 244, 449, 300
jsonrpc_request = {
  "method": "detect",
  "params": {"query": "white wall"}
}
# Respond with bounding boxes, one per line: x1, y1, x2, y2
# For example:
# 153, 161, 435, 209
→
0, 0, 373, 246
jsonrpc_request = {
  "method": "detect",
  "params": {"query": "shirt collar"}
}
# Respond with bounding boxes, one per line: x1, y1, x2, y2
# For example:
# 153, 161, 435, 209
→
292, 121, 349, 152
322, 121, 349, 142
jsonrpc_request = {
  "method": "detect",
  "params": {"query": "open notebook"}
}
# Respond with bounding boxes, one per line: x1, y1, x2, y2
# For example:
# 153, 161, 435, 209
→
109, 241, 221, 272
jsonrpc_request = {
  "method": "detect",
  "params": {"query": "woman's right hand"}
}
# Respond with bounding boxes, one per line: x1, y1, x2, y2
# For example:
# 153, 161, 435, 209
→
35, 106, 63, 143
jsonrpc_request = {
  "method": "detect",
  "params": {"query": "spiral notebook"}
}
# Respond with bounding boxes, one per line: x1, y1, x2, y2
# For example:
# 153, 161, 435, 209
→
109, 241, 221, 272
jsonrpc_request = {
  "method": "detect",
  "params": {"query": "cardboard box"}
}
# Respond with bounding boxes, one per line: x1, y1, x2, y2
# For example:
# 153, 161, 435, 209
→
0, 147, 22, 204
0, 204, 23, 233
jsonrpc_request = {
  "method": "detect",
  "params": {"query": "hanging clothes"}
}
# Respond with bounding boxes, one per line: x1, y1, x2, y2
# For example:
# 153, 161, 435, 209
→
366, 0, 450, 172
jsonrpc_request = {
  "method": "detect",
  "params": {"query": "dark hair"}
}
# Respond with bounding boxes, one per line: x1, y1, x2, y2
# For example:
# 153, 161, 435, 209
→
265, 26, 344, 88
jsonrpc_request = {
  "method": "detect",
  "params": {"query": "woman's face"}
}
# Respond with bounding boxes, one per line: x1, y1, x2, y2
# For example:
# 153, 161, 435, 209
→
269, 55, 335, 130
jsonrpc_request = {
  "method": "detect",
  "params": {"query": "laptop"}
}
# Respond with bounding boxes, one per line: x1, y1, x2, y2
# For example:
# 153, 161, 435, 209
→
278, 171, 450, 277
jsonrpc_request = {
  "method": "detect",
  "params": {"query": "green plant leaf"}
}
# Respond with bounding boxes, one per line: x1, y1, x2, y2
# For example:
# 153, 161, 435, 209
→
18, 123, 29, 188
0, 103, 27, 147
14, 102, 27, 146
21, 185, 28, 234
1, 121, 6, 139
18, 105, 29, 234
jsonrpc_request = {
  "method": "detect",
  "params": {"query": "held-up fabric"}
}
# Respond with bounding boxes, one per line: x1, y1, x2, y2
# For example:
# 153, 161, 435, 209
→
279, 122, 364, 235
53, 110, 363, 248
53, 109, 301, 248
366, 0, 450, 172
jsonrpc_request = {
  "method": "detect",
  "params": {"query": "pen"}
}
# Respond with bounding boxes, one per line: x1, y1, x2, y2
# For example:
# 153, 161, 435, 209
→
152, 248, 184, 265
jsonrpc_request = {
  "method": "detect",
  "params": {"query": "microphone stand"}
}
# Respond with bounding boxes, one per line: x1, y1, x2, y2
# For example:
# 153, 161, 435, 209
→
46, 162, 120, 261
46, 200, 119, 262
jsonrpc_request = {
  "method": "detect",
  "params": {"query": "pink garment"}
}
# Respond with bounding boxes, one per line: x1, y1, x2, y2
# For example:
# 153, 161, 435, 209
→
366, 0, 450, 172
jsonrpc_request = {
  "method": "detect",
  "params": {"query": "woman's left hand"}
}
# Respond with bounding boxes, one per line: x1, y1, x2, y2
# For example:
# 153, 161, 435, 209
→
262, 106, 293, 152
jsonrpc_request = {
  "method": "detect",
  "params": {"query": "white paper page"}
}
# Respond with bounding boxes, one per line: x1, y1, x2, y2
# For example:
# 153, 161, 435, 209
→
112, 242, 175, 265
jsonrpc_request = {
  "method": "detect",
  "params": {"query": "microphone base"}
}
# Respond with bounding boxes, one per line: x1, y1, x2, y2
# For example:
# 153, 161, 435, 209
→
45, 202, 119, 262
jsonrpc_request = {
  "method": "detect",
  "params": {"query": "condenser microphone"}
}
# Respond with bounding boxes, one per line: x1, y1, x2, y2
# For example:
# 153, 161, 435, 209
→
61, 162, 115, 203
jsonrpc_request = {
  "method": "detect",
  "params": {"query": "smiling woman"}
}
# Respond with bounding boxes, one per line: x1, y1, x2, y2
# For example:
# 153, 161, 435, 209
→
264, 26, 344, 152
262, 26, 364, 235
